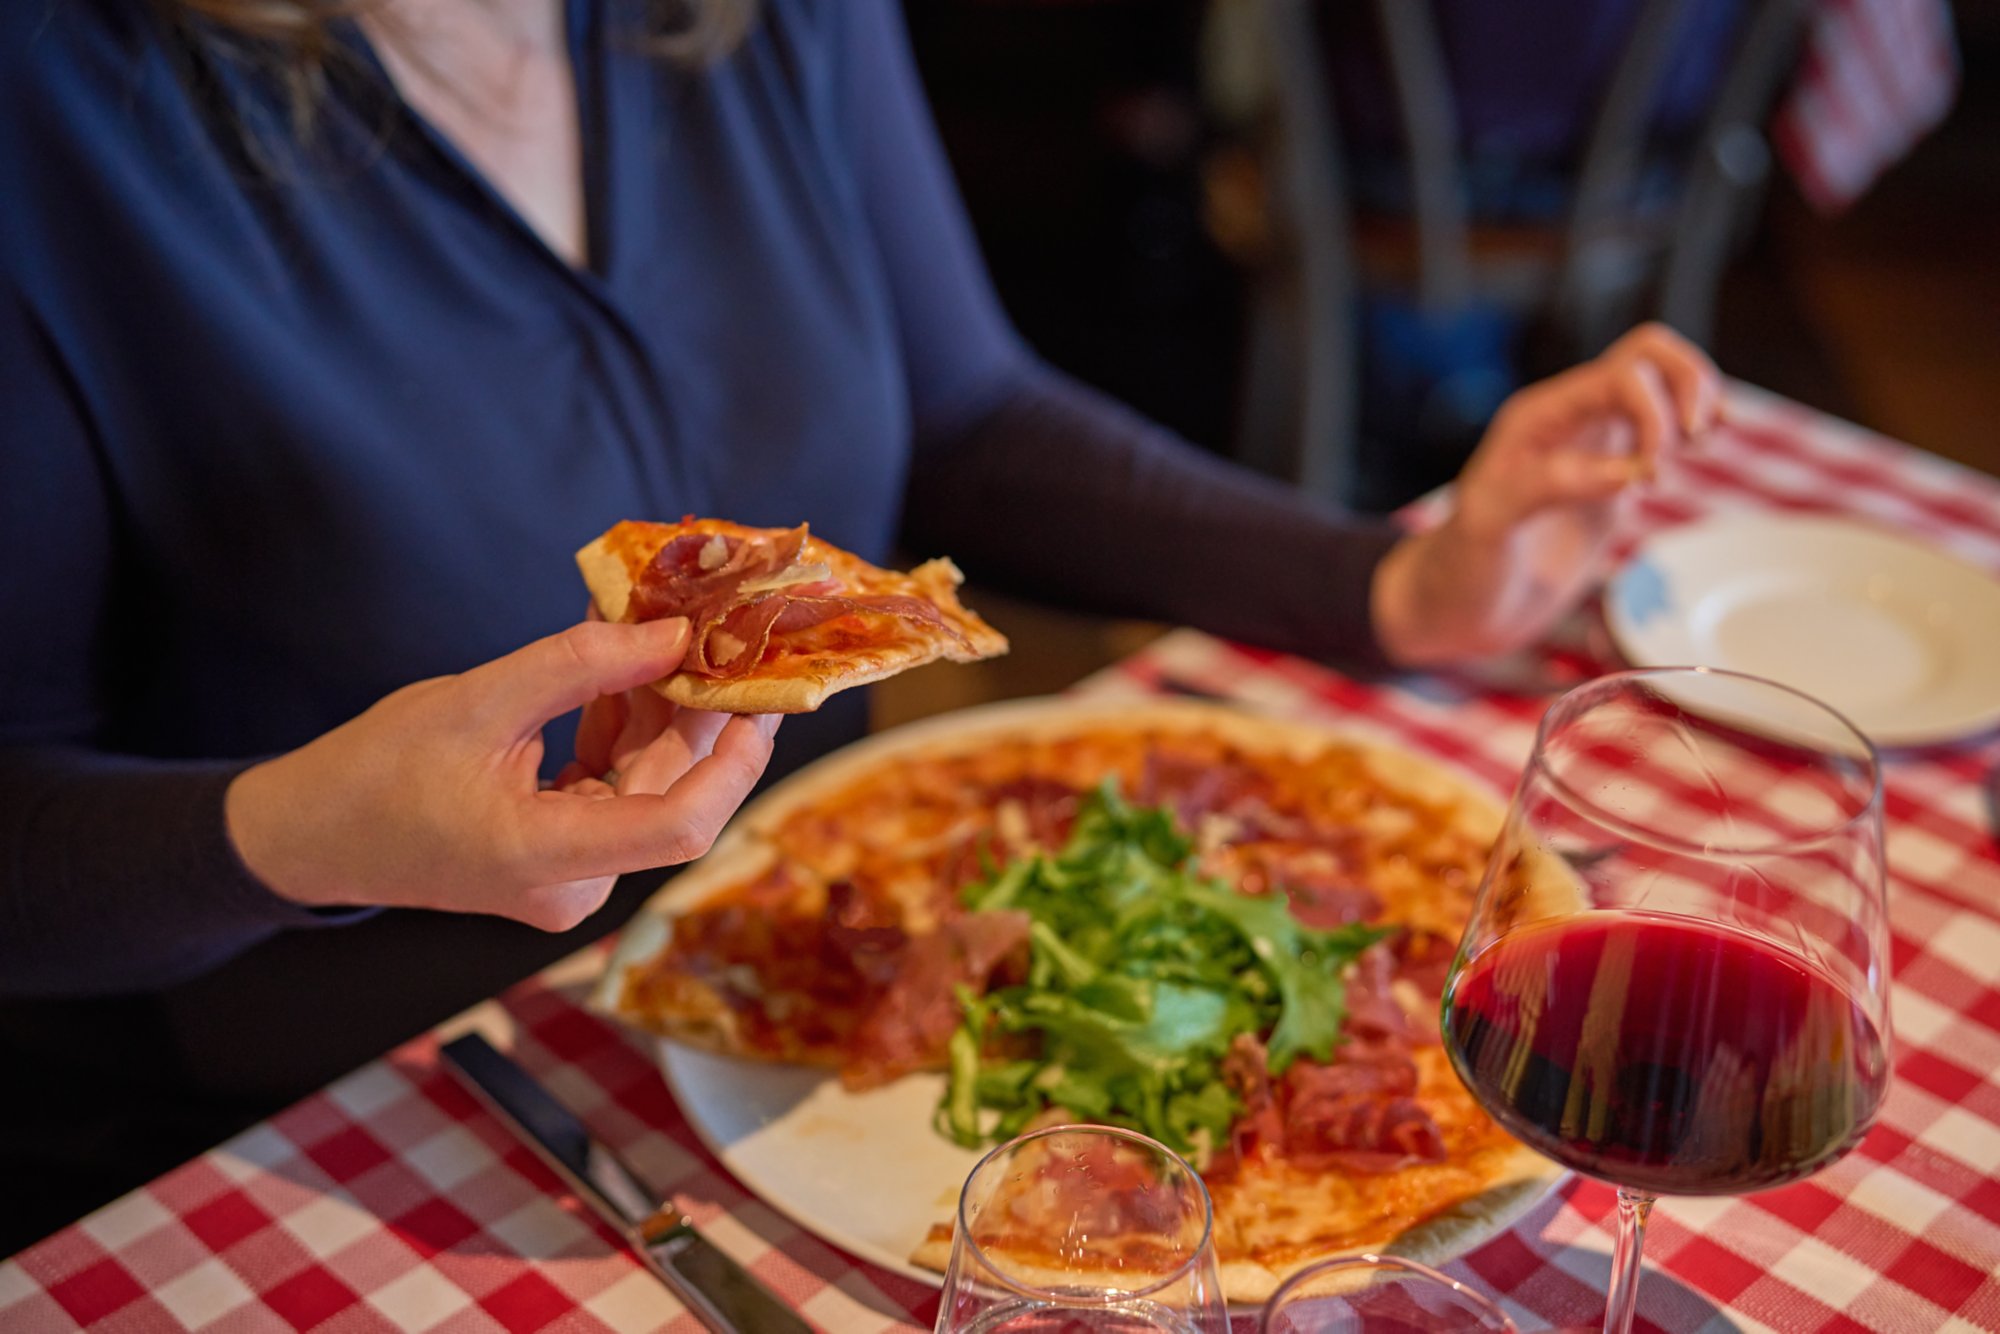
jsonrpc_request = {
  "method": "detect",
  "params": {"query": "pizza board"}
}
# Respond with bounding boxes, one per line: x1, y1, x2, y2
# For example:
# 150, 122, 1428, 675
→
595, 695, 1568, 1299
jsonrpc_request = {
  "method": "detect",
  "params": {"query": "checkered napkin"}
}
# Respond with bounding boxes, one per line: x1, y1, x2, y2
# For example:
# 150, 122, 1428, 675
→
6, 384, 2000, 1332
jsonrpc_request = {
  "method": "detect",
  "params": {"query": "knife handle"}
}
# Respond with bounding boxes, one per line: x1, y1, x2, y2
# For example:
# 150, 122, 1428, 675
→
439, 1033, 813, 1333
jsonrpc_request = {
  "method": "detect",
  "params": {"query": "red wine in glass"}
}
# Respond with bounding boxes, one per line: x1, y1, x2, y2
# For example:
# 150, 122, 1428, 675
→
1445, 910, 1888, 1196
1440, 669, 1889, 1334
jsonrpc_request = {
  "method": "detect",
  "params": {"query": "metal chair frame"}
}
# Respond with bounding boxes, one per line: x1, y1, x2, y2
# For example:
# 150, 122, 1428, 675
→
1234, 0, 1811, 507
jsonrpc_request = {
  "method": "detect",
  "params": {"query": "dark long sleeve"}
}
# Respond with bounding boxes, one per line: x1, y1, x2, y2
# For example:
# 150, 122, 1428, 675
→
844, 0, 1404, 668
906, 367, 1402, 669
0, 750, 343, 995
0, 286, 363, 998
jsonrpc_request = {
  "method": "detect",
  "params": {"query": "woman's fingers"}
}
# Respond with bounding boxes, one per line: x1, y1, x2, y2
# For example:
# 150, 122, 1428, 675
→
1395, 321, 1725, 670
660, 708, 734, 778
1611, 323, 1722, 436
676, 708, 737, 757
608, 685, 677, 781
1607, 357, 1679, 477
1545, 446, 1643, 504
528, 713, 781, 879
464, 618, 690, 741
608, 697, 731, 794
228, 613, 774, 932
1513, 340, 1684, 482
574, 691, 628, 778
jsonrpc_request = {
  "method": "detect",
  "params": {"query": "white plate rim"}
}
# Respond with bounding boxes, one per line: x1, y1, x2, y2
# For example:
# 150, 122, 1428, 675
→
1605, 511, 2000, 748
657, 1042, 962, 1288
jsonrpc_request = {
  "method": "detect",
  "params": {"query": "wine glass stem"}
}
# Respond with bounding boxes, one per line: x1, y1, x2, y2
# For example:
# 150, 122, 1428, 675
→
1602, 1188, 1654, 1334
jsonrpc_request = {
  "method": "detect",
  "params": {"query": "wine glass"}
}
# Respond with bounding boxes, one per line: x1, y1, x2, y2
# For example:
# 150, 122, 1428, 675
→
1441, 668, 1890, 1334
933, 1124, 1230, 1333
1260, 1255, 1518, 1332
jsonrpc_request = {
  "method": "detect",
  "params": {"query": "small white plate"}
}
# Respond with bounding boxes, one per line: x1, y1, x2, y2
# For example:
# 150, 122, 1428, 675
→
1606, 513, 2000, 748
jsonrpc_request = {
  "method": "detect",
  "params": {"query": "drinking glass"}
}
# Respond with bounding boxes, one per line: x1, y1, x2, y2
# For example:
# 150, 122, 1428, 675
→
1442, 668, 1890, 1334
933, 1124, 1230, 1333
1260, 1255, 1518, 1333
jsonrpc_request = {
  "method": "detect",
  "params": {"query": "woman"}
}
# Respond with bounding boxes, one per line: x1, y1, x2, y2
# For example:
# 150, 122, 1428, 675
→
0, 0, 1716, 1246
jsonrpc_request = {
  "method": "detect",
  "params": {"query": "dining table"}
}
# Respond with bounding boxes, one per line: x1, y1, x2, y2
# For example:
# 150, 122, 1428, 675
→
5, 381, 1999, 1334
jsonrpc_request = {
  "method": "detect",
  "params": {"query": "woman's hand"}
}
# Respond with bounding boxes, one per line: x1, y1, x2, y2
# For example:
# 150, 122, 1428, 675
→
224, 618, 780, 932
1371, 323, 1722, 667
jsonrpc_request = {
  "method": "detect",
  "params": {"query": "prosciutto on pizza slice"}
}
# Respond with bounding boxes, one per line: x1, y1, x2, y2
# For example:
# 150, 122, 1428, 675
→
576, 517, 1008, 713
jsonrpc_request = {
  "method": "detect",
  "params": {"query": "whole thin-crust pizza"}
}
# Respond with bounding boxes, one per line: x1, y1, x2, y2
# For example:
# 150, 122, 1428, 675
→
576, 517, 1008, 713
596, 698, 1568, 1303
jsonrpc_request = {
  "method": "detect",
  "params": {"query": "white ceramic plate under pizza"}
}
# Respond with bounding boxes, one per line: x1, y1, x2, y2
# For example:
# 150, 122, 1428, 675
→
658, 1046, 970, 1287
1605, 512, 2000, 748
598, 696, 1570, 1297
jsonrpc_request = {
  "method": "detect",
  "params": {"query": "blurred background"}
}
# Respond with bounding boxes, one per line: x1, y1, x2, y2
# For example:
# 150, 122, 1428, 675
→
878, 0, 1997, 726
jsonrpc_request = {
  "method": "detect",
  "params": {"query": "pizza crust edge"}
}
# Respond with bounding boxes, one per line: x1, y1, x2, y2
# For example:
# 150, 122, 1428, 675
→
901, 1140, 1558, 1305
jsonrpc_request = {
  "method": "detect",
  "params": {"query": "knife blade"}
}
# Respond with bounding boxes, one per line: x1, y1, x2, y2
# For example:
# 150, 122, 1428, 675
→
440, 1032, 812, 1334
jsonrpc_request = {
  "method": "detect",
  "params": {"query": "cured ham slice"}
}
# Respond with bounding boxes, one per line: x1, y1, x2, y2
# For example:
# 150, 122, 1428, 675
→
1392, 929, 1457, 1002
1211, 1033, 1283, 1177
577, 517, 1007, 711
1341, 943, 1415, 1043
1212, 977, 1448, 1180
989, 777, 1081, 852
1280, 1048, 1447, 1172
627, 526, 814, 623
823, 880, 905, 988
694, 597, 791, 678
842, 910, 1031, 1091
632, 530, 971, 680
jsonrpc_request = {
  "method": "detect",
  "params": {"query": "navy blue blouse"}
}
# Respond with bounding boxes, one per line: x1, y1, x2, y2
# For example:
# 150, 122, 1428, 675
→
0, 0, 1398, 1005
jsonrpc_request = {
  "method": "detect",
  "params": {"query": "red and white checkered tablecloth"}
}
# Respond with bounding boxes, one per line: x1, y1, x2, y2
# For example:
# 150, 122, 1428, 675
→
5, 382, 2000, 1333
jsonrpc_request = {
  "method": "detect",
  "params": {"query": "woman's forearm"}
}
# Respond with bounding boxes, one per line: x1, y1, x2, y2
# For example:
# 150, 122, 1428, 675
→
901, 362, 1404, 669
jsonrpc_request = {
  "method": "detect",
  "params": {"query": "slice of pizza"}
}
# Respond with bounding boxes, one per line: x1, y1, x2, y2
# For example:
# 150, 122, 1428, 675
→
576, 517, 1008, 713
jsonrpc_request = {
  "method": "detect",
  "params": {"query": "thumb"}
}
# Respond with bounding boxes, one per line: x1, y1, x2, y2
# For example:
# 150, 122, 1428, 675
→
463, 618, 690, 736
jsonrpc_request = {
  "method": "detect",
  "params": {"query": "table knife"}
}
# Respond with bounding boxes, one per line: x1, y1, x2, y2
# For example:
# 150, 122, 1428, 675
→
440, 1032, 813, 1334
